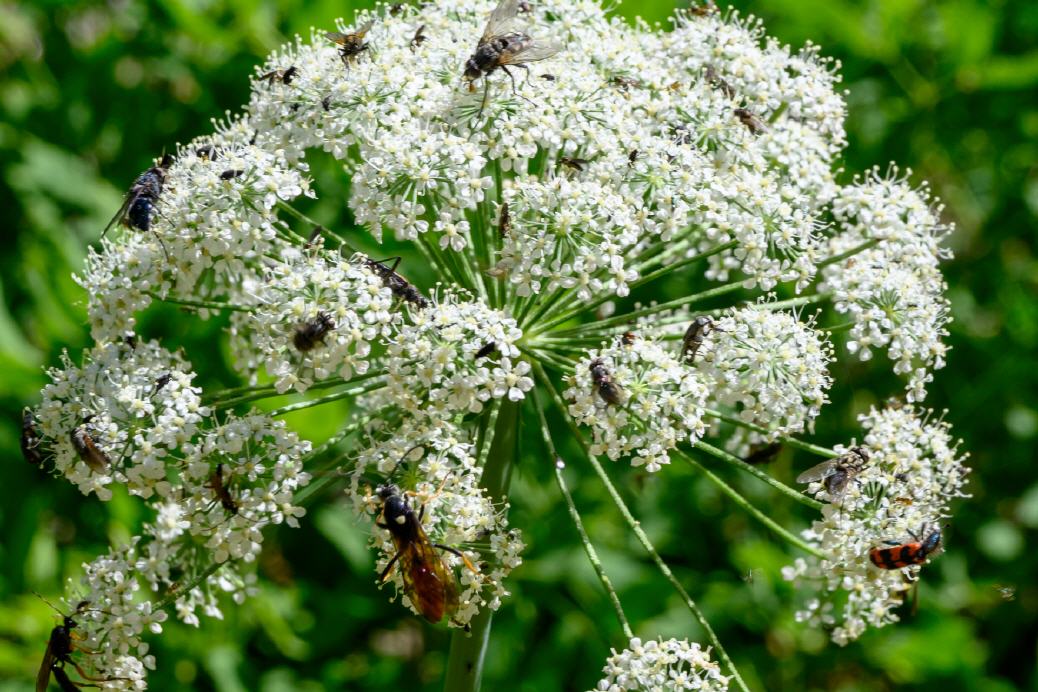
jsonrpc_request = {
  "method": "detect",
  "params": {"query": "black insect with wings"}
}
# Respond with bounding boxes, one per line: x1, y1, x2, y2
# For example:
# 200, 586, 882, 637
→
101, 154, 173, 239
464, 0, 560, 112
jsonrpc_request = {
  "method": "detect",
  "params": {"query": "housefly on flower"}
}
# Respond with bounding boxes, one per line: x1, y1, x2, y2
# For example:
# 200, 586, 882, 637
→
796, 446, 870, 503
589, 358, 624, 406
410, 24, 427, 51
70, 420, 110, 473
293, 311, 336, 352
464, 0, 561, 115
376, 483, 477, 624
101, 154, 173, 251
325, 21, 374, 67
734, 107, 767, 135
681, 316, 723, 363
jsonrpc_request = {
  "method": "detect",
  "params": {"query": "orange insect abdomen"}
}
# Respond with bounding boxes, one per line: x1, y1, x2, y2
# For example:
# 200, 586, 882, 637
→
869, 542, 924, 569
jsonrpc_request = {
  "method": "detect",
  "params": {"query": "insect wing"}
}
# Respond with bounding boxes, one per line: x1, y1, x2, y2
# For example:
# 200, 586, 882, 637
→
352, 20, 374, 39
497, 38, 562, 66
795, 459, 836, 485
36, 645, 55, 692
100, 192, 135, 238
398, 525, 458, 623
481, 0, 522, 44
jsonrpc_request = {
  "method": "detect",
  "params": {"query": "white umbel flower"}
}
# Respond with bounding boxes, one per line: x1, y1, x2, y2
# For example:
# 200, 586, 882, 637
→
593, 637, 729, 692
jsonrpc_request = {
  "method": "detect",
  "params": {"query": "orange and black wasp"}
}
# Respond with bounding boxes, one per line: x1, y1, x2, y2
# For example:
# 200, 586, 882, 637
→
101, 154, 173, 240
363, 257, 430, 310
464, 0, 561, 114
70, 420, 110, 473
376, 484, 476, 624
589, 358, 623, 406
21, 408, 44, 466
293, 311, 336, 352
795, 446, 870, 504
36, 599, 125, 692
325, 21, 374, 67
870, 526, 942, 570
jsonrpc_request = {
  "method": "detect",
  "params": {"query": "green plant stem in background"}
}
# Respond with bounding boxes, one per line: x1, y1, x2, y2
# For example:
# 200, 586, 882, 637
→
443, 396, 521, 692
691, 440, 824, 511
534, 363, 750, 692
702, 409, 839, 458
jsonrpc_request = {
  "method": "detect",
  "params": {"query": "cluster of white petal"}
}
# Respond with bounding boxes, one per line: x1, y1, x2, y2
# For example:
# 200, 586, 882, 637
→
783, 405, 969, 644
699, 304, 833, 454
35, 338, 207, 499
346, 417, 523, 627
567, 337, 709, 472
592, 637, 729, 692
228, 248, 396, 392
821, 168, 953, 400
383, 293, 532, 416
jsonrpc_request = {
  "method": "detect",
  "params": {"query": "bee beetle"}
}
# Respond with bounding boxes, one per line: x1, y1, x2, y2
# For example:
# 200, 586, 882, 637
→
589, 358, 623, 406
870, 526, 943, 570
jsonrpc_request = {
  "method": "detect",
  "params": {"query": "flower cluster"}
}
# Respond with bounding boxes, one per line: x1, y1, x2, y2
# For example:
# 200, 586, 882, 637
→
566, 337, 709, 472
592, 637, 729, 692
783, 405, 969, 644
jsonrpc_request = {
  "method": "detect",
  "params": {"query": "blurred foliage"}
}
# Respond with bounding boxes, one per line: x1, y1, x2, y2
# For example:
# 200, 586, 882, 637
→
1, 0, 1035, 690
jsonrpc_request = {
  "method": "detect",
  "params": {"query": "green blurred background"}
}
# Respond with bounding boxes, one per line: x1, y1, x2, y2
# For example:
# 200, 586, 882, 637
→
1, 0, 1036, 690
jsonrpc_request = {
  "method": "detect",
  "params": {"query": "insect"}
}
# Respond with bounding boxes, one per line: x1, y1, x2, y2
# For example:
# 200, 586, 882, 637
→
21, 408, 44, 465
208, 463, 239, 515
627, 149, 639, 167
734, 107, 767, 135
293, 312, 336, 352
540, 73, 556, 81
325, 21, 374, 66
259, 65, 298, 86
559, 156, 589, 172
744, 442, 781, 465
589, 358, 623, 406
389, 3, 405, 16
464, 0, 561, 114
36, 599, 124, 692
101, 154, 173, 238
70, 422, 110, 473
497, 201, 511, 238
795, 446, 870, 503
609, 75, 642, 91
219, 169, 244, 180
321, 94, 333, 111
620, 331, 636, 346
703, 65, 735, 99
195, 144, 218, 160
475, 342, 497, 359
376, 484, 475, 623
869, 526, 942, 570
689, 1, 719, 16
153, 373, 172, 395
363, 257, 430, 310
410, 24, 427, 51
681, 316, 722, 362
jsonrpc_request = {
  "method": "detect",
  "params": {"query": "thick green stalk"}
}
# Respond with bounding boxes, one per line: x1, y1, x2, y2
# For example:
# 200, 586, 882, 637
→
443, 397, 521, 692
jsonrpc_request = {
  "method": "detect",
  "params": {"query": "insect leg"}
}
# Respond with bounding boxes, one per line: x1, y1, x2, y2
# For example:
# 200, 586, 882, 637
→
501, 65, 536, 106
478, 78, 490, 118
379, 551, 402, 582
433, 544, 479, 575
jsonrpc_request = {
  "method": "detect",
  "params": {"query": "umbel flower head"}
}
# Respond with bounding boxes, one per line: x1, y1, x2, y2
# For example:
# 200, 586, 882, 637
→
23, 0, 966, 688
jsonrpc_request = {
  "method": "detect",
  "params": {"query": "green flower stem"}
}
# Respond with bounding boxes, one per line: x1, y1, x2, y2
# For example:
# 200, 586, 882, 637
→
674, 449, 825, 558
443, 397, 521, 692
207, 370, 384, 411
691, 440, 824, 511
154, 562, 224, 613
702, 409, 839, 458
530, 243, 738, 337
416, 233, 469, 293
146, 292, 253, 313
534, 363, 750, 692
267, 380, 386, 418
823, 320, 857, 333
275, 200, 358, 253
531, 387, 634, 638
817, 238, 881, 268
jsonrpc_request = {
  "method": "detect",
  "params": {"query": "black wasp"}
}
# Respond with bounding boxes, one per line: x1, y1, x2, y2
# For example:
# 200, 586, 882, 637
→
464, 0, 561, 113
36, 599, 126, 692
364, 257, 430, 310
101, 154, 173, 239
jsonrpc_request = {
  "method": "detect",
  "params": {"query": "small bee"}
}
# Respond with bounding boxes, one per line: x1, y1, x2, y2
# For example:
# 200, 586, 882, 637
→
376, 484, 475, 623
680, 316, 722, 363
869, 526, 942, 570
744, 442, 781, 465
559, 156, 589, 172
734, 107, 767, 135
464, 0, 561, 113
326, 21, 374, 67
475, 342, 497, 359
101, 154, 173, 238
208, 463, 239, 515
70, 422, 110, 473
219, 169, 244, 180
620, 331, 636, 346
364, 257, 430, 310
589, 358, 623, 406
259, 65, 298, 86
410, 24, 427, 51
497, 201, 511, 238
795, 446, 870, 503
36, 599, 125, 692
293, 312, 336, 352
21, 408, 44, 466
